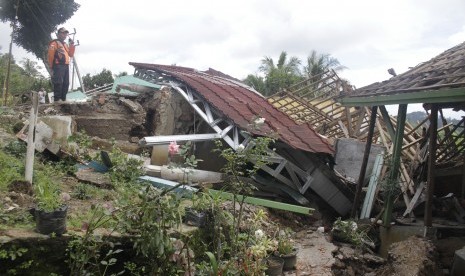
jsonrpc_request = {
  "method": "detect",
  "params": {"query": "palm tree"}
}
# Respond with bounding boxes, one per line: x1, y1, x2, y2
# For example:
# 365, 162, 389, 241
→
243, 74, 266, 94
304, 50, 346, 78
20, 58, 42, 78
258, 51, 302, 96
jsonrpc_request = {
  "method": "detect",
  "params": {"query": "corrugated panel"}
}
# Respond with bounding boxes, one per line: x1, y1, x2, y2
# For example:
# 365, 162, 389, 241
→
130, 63, 334, 155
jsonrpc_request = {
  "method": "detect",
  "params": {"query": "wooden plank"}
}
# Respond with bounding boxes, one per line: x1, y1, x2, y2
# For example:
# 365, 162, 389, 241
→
360, 153, 384, 219
140, 175, 315, 215
354, 107, 367, 136
406, 116, 429, 136
403, 181, 425, 216
345, 107, 353, 137
338, 120, 350, 138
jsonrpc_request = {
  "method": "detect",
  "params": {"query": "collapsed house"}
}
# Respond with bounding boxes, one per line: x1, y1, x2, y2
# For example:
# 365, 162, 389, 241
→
35, 64, 355, 216
128, 63, 353, 216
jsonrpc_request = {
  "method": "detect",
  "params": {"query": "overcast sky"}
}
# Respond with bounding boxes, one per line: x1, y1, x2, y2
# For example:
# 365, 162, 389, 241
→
1, 0, 465, 117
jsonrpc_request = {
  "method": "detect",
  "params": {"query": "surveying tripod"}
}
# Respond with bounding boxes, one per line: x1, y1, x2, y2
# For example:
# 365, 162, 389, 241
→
68, 28, 85, 94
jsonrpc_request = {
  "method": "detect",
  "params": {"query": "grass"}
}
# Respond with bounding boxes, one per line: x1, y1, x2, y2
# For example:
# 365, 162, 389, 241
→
0, 150, 25, 192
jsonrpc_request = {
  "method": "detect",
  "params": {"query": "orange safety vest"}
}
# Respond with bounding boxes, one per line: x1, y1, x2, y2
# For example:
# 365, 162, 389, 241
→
47, 39, 75, 68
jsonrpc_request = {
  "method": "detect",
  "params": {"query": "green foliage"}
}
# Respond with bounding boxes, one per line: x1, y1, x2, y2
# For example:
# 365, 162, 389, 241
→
304, 50, 346, 78
108, 146, 144, 185
0, 245, 28, 261
247, 50, 346, 96
82, 68, 114, 90
0, 54, 50, 98
0, 206, 33, 228
243, 74, 266, 94
0, 0, 80, 63
276, 228, 294, 255
3, 140, 26, 158
331, 218, 372, 249
214, 135, 274, 195
0, 245, 33, 275
0, 150, 24, 191
169, 141, 202, 184
118, 183, 186, 274
67, 130, 94, 161
194, 136, 275, 274
34, 168, 63, 212
258, 51, 302, 96
123, 261, 147, 276
71, 183, 93, 200
49, 157, 78, 176
67, 204, 122, 276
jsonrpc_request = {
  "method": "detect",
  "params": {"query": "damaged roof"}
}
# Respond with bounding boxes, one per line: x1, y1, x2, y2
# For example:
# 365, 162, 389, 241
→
340, 41, 465, 108
129, 63, 334, 154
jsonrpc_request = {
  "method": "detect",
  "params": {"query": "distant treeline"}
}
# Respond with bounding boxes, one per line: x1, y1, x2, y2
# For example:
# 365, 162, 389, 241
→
406, 111, 462, 128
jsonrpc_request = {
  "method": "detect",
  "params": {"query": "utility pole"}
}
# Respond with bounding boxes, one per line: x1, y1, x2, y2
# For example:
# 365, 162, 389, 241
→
2, 0, 20, 106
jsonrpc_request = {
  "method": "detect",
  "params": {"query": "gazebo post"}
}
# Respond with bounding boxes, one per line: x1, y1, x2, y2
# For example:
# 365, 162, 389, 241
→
424, 104, 438, 227
383, 104, 407, 227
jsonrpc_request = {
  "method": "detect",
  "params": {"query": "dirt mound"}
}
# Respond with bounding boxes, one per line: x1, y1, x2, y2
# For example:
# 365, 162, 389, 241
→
375, 235, 443, 276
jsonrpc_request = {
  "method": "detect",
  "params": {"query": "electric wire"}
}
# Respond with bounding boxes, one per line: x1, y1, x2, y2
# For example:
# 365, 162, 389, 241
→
22, 1, 49, 37
29, 0, 54, 33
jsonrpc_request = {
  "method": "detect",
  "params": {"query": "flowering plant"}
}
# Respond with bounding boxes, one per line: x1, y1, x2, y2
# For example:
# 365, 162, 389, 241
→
250, 230, 276, 259
276, 228, 295, 255
168, 141, 180, 156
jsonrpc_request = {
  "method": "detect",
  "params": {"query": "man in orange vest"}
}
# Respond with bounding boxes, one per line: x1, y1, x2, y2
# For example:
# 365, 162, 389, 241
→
47, 27, 75, 102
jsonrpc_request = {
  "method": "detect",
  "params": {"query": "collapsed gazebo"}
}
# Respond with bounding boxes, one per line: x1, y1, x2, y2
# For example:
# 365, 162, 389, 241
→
268, 41, 465, 226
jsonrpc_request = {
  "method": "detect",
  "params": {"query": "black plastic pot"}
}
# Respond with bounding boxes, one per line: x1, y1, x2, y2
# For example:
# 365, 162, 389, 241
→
184, 207, 207, 227
34, 205, 68, 235
277, 248, 298, 271
264, 255, 284, 276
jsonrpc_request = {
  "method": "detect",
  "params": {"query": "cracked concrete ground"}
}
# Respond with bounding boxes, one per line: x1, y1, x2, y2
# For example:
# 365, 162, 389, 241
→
284, 230, 337, 276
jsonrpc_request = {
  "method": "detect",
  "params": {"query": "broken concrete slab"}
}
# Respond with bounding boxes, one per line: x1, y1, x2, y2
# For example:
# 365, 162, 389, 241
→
295, 230, 337, 276
119, 97, 144, 113
75, 169, 113, 189
40, 116, 75, 143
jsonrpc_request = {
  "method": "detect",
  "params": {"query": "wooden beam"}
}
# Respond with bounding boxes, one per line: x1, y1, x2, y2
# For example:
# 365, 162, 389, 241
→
339, 87, 465, 106
379, 106, 396, 138
140, 175, 315, 215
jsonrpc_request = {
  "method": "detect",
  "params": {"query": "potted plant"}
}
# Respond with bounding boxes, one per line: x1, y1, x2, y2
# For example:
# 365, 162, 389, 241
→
275, 228, 298, 271
33, 174, 68, 235
264, 255, 284, 276
183, 192, 212, 228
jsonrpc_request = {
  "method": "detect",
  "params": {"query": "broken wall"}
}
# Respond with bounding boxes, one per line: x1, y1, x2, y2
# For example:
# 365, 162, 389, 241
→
48, 88, 194, 143
334, 138, 385, 184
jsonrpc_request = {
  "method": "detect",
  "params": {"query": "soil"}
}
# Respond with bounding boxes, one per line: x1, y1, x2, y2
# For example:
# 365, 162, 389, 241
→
374, 235, 443, 276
